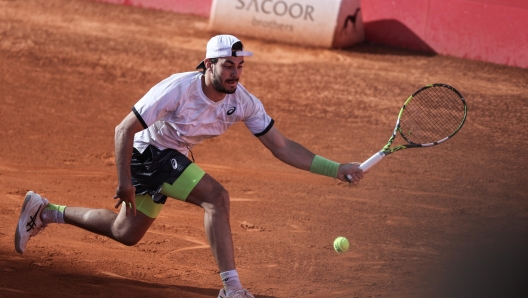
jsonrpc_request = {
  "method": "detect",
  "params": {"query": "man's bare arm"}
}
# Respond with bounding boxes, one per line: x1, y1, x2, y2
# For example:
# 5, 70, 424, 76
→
114, 112, 145, 216
257, 126, 364, 183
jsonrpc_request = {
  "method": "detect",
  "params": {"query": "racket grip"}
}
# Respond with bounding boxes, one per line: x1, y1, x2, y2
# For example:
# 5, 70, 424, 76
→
359, 151, 385, 171
346, 151, 385, 181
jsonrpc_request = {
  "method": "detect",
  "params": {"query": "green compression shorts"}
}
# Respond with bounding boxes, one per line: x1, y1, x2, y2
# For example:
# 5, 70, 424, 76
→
135, 163, 205, 218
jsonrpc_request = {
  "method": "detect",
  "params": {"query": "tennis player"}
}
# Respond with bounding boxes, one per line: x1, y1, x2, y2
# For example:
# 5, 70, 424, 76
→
15, 34, 364, 298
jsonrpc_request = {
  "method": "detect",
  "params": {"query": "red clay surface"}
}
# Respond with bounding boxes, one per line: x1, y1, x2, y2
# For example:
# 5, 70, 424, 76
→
1, 1, 527, 297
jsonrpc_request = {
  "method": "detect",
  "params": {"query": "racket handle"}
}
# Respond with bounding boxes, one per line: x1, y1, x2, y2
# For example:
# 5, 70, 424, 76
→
359, 151, 385, 171
346, 151, 385, 181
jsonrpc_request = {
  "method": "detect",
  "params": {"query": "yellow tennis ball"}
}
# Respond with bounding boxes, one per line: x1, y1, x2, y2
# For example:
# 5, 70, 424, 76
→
333, 236, 349, 253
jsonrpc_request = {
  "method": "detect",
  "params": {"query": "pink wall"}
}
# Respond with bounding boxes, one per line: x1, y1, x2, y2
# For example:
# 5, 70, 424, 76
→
361, 0, 528, 68
94, 0, 528, 68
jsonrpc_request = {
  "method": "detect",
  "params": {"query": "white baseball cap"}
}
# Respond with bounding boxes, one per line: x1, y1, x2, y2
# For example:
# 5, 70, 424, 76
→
196, 35, 253, 70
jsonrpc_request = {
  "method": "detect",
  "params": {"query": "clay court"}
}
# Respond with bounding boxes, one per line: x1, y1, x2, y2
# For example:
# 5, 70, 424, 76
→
1, 0, 527, 297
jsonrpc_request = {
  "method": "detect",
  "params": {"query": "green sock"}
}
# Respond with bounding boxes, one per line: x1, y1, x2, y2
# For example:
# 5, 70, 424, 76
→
42, 203, 66, 224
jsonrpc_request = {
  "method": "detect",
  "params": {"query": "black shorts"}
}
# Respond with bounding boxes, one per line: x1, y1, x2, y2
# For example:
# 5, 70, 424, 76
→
131, 145, 192, 204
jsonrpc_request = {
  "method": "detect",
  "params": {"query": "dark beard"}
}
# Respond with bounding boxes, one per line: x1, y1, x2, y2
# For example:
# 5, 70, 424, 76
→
211, 67, 237, 94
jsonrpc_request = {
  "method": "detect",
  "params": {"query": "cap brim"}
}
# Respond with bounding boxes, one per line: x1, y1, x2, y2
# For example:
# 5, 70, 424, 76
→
196, 60, 205, 71
233, 50, 253, 57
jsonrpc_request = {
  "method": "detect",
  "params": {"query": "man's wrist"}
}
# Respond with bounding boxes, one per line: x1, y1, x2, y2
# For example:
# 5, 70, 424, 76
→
310, 155, 340, 178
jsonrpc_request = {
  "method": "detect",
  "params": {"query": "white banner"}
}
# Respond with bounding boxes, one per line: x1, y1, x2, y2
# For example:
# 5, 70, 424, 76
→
209, 0, 364, 48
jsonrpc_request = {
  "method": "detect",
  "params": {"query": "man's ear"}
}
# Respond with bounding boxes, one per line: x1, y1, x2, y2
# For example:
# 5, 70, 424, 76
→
204, 59, 213, 71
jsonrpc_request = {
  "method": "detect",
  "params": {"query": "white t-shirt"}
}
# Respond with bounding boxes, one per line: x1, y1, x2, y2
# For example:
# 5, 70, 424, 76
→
132, 71, 274, 156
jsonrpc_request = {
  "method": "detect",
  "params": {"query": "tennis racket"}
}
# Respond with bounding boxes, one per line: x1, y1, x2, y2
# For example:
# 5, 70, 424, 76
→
347, 83, 467, 180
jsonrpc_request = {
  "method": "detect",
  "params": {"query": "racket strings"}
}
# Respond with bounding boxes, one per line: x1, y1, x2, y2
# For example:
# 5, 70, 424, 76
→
400, 86, 465, 144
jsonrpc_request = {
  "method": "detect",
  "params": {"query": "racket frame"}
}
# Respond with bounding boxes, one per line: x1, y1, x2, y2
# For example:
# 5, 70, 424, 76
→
356, 83, 467, 172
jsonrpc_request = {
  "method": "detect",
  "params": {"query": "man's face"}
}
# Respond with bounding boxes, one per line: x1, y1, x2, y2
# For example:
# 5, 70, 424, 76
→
210, 57, 244, 94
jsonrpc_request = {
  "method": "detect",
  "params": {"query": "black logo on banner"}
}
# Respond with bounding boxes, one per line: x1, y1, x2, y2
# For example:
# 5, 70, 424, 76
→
342, 8, 361, 32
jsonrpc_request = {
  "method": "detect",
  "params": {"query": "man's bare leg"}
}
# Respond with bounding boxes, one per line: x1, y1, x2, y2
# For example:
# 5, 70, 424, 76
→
185, 174, 235, 272
16, 191, 154, 253
64, 204, 155, 246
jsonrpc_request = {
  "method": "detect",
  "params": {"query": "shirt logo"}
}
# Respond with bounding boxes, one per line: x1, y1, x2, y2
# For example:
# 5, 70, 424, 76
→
227, 107, 236, 115
171, 158, 178, 170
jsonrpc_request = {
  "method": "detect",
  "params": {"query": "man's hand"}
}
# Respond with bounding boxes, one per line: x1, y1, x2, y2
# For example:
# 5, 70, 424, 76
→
114, 184, 137, 216
338, 162, 365, 184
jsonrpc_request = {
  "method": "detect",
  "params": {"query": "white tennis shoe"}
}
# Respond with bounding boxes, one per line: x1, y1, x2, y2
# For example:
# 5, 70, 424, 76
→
218, 288, 255, 298
15, 191, 49, 253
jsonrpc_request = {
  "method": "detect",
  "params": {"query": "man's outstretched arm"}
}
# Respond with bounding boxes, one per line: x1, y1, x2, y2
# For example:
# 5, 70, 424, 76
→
257, 126, 364, 183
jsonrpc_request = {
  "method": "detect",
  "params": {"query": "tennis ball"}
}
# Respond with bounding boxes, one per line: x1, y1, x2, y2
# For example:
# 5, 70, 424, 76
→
333, 236, 349, 253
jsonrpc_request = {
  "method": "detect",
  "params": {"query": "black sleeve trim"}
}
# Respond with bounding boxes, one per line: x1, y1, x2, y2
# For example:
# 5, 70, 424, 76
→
254, 119, 275, 137
132, 106, 148, 129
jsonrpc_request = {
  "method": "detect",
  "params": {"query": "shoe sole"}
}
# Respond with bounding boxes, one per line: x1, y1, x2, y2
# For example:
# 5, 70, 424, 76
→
14, 192, 34, 254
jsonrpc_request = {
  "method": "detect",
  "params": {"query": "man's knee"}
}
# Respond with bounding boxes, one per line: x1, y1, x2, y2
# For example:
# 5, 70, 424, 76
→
110, 223, 147, 246
124, 236, 143, 246
113, 208, 154, 246
200, 183, 231, 215
210, 183, 230, 206
185, 174, 231, 212
118, 233, 143, 246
